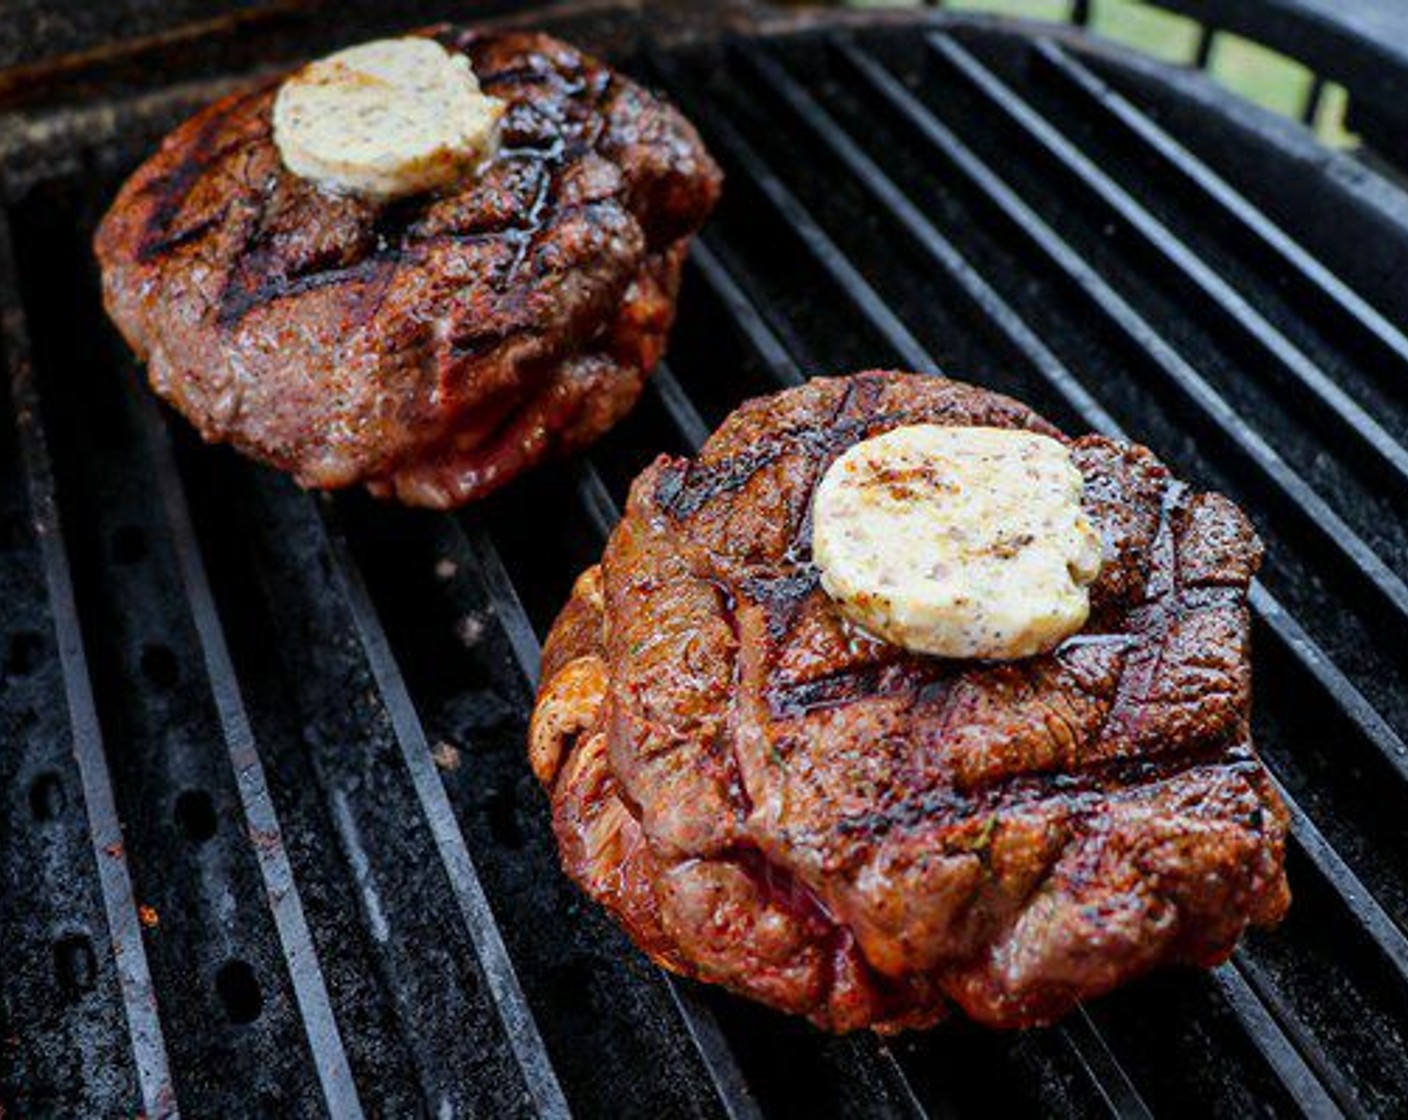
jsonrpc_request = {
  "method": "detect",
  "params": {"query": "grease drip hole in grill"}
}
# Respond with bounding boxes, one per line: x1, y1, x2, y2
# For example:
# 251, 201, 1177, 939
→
487, 785, 524, 849
174, 788, 218, 843
0, 511, 26, 552
6, 630, 44, 677
140, 642, 179, 689
53, 934, 96, 997
28, 771, 65, 820
110, 525, 148, 565
215, 960, 263, 1024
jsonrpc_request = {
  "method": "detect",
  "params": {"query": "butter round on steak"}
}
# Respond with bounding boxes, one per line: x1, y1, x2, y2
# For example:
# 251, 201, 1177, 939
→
94, 29, 721, 507
530, 371, 1289, 1033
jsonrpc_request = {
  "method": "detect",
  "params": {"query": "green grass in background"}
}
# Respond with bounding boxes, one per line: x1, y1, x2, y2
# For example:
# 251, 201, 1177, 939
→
844, 0, 1356, 147
1087, 0, 1199, 63
1209, 32, 1311, 115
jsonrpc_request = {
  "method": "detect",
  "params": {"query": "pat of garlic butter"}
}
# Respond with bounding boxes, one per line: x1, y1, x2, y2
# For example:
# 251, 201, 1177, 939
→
812, 424, 1103, 660
273, 37, 504, 201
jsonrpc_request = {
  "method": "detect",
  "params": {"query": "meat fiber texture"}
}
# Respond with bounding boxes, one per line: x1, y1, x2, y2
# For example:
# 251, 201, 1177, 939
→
95, 29, 721, 508
530, 371, 1289, 1033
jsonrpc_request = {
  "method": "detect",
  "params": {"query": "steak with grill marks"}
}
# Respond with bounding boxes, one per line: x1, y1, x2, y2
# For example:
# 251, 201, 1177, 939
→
530, 371, 1290, 1032
94, 29, 721, 507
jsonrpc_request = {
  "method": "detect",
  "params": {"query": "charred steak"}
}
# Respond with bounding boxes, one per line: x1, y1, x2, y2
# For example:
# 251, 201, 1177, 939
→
530, 371, 1289, 1032
95, 29, 721, 507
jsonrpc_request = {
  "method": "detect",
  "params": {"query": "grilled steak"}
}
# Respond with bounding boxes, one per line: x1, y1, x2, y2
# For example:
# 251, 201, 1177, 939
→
530, 371, 1289, 1032
94, 29, 721, 507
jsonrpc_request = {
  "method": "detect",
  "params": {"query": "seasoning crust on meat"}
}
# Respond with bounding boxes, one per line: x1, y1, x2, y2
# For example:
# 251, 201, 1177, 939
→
95, 29, 721, 508
530, 371, 1290, 1033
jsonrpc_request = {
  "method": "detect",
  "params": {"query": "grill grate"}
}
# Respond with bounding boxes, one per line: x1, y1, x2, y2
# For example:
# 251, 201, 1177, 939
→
4, 10, 1408, 1117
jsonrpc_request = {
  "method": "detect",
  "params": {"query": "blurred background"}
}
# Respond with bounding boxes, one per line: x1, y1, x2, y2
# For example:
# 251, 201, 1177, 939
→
837, 0, 1357, 147
2, 0, 1395, 161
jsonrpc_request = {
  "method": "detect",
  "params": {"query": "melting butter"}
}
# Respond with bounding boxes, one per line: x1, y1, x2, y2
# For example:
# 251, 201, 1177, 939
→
273, 37, 503, 201
811, 424, 1103, 660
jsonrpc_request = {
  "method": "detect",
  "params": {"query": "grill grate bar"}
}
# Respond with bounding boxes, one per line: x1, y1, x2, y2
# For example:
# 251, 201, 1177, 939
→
1211, 966, 1346, 1119
871, 1043, 940, 1120
0, 213, 176, 1120
843, 35, 1408, 633
931, 35, 1408, 496
1032, 41, 1408, 387
461, 516, 543, 682
1247, 585, 1408, 779
130, 375, 364, 1119
1230, 952, 1362, 1117
1268, 778, 1408, 978
656, 60, 1384, 1110
715, 32, 1408, 979
460, 512, 766, 1120
685, 249, 799, 389
1061, 1008, 1155, 1120
662, 981, 767, 1120
571, 461, 619, 542
650, 361, 712, 449
690, 238, 804, 387
313, 504, 571, 1120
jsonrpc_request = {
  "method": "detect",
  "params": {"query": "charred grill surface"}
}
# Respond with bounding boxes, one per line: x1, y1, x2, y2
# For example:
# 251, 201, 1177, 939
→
93, 29, 721, 507
530, 372, 1289, 1032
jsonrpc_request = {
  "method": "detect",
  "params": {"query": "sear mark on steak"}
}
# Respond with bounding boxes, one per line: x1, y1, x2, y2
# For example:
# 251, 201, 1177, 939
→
95, 29, 721, 508
530, 371, 1289, 1033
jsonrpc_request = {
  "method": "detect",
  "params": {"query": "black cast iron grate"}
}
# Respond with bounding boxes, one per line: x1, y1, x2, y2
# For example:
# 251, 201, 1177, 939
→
4, 9, 1408, 1118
